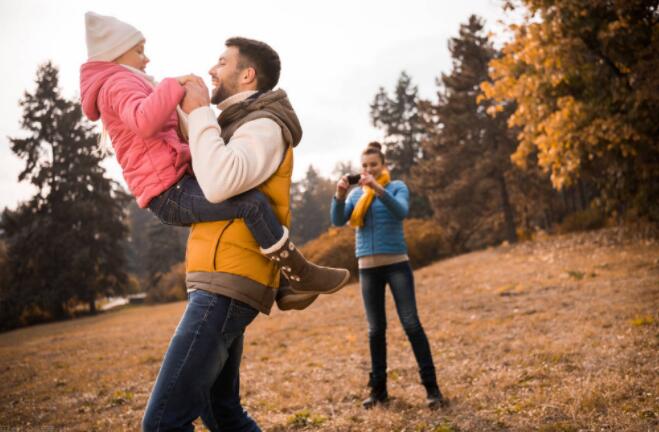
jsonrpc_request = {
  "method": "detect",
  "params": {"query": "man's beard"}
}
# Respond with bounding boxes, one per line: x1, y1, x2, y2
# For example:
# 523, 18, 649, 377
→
210, 83, 230, 105
210, 74, 240, 105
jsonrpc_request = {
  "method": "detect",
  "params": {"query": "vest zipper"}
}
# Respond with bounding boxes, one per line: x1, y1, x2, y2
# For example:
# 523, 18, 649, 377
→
212, 219, 234, 271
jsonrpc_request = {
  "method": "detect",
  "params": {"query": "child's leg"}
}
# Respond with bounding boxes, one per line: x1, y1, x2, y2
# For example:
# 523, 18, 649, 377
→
149, 175, 283, 248
149, 175, 350, 295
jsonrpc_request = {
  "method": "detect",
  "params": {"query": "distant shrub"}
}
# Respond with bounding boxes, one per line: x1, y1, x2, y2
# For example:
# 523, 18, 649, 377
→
146, 262, 186, 303
301, 218, 450, 279
403, 219, 451, 268
125, 274, 142, 295
301, 227, 358, 280
558, 207, 606, 233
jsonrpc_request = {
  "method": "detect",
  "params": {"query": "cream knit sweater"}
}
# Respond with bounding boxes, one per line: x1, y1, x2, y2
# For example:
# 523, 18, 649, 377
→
185, 91, 286, 203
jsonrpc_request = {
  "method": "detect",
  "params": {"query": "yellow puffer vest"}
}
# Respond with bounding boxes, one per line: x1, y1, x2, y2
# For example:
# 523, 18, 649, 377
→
185, 90, 302, 314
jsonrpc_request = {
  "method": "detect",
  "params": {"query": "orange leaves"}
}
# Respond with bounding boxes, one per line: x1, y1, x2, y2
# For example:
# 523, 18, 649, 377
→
479, 0, 654, 196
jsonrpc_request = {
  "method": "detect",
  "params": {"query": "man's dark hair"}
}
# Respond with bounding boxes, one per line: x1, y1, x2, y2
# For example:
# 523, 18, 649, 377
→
225, 37, 281, 92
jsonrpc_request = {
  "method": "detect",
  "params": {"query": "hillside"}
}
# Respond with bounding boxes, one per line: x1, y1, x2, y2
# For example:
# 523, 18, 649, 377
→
0, 227, 657, 431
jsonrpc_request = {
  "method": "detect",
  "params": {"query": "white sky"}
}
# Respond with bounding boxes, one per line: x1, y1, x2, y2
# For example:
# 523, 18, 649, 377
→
0, 0, 512, 210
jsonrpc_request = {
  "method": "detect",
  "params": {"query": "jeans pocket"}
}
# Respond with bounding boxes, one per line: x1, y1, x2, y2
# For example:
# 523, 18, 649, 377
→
221, 300, 258, 335
188, 289, 217, 307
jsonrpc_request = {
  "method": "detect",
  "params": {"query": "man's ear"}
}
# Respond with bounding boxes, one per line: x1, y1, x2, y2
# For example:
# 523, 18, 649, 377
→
242, 67, 257, 86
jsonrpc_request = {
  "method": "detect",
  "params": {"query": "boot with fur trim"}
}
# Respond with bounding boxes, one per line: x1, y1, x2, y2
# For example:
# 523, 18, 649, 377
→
262, 227, 350, 295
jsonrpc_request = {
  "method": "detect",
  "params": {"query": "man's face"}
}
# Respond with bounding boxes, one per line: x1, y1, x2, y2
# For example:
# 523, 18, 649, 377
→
209, 46, 243, 104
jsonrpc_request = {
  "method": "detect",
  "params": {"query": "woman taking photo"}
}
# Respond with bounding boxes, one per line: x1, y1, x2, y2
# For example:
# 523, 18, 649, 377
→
330, 142, 446, 409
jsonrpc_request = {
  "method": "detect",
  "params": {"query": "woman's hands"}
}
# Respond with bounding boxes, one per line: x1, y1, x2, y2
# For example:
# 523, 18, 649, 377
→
335, 175, 350, 200
335, 173, 384, 200
359, 173, 385, 196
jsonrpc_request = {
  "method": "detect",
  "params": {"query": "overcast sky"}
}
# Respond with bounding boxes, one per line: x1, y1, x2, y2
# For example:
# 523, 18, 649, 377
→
0, 0, 513, 210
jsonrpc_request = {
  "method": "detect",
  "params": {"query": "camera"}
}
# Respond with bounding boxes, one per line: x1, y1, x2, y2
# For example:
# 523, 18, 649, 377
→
346, 174, 361, 185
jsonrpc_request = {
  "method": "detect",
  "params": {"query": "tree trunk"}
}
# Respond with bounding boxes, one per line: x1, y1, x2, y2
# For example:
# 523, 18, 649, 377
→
88, 299, 97, 315
498, 172, 517, 243
578, 179, 587, 210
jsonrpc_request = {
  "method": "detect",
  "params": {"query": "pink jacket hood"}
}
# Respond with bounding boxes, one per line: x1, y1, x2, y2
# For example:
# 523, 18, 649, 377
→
78, 61, 190, 208
80, 61, 128, 121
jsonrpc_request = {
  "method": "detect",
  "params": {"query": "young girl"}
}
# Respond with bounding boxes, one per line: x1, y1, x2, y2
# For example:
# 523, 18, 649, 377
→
79, 11, 349, 296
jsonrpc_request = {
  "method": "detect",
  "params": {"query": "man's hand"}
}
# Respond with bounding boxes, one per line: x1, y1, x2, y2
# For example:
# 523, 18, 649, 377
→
181, 79, 211, 114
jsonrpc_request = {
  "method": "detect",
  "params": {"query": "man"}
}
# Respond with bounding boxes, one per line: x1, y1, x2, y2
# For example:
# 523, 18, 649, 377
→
142, 38, 320, 432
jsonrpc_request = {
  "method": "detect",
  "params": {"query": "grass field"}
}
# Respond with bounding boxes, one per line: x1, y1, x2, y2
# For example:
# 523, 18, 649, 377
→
0, 227, 657, 431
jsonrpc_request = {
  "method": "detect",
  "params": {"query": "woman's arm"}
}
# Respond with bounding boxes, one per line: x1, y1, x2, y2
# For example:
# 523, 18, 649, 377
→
378, 182, 409, 220
107, 75, 185, 139
330, 195, 356, 226
330, 176, 356, 226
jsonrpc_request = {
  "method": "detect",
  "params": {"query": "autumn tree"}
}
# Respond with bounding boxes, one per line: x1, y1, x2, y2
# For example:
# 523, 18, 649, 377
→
483, 0, 659, 220
412, 15, 520, 250
371, 72, 433, 218
0, 62, 129, 328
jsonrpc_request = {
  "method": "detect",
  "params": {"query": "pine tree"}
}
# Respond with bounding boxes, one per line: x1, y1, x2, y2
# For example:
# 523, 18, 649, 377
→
413, 16, 519, 250
145, 221, 186, 289
290, 165, 335, 245
0, 62, 129, 327
370, 72, 433, 218
124, 200, 187, 285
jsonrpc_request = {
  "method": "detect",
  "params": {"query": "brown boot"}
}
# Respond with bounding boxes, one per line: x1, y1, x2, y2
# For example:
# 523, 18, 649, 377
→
261, 227, 350, 295
275, 281, 318, 311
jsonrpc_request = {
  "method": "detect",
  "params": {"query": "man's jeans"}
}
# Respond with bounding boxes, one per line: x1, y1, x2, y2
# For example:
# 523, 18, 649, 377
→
359, 261, 437, 386
148, 174, 284, 249
142, 290, 261, 432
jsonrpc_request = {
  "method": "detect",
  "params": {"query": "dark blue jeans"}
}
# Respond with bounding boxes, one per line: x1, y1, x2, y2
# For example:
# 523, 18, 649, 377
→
142, 290, 261, 432
148, 175, 284, 249
359, 261, 437, 386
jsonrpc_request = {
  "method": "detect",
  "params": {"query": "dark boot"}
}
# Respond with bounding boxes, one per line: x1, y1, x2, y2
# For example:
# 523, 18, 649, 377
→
362, 373, 388, 409
275, 281, 318, 311
261, 228, 350, 295
424, 382, 448, 409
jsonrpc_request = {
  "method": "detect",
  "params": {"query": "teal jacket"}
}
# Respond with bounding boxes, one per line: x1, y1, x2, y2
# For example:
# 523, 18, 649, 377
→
330, 180, 409, 258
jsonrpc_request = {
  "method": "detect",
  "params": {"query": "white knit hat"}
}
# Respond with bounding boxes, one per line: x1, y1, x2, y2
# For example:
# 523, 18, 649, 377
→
85, 11, 145, 62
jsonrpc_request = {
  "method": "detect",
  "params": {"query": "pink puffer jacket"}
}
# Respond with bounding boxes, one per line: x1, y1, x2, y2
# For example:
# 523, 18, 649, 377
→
80, 61, 191, 208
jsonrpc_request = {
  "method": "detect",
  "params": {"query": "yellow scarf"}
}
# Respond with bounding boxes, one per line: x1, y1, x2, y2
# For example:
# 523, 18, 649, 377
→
349, 170, 391, 228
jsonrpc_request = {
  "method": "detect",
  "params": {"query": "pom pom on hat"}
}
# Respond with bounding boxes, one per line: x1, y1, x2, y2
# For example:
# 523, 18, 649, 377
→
85, 11, 145, 62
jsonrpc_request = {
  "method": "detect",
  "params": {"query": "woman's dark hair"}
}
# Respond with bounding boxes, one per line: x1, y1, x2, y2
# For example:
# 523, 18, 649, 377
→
362, 141, 385, 163
225, 37, 281, 92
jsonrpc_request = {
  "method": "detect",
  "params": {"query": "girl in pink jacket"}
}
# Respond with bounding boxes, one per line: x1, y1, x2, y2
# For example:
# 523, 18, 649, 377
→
79, 12, 349, 298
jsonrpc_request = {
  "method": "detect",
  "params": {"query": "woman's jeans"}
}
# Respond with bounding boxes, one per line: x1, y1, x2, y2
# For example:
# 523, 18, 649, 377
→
359, 261, 437, 387
142, 290, 261, 432
148, 175, 284, 249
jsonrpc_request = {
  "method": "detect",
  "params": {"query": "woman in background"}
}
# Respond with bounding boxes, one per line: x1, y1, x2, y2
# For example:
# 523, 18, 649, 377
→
330, 142, 447, 409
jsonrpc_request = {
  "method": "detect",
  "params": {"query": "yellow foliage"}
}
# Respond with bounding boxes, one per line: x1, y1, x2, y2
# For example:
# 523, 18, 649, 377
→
481, 2, 655, 199
146, 262, 187, 303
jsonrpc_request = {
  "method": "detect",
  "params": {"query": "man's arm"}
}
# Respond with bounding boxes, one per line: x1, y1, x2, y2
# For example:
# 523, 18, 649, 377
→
182, 81, 285, 203
188, 110, 285, 203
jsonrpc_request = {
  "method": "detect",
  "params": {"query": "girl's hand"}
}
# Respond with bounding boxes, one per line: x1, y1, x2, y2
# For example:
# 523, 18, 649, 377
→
175, 74, 202, 86
335, 175, 350, 200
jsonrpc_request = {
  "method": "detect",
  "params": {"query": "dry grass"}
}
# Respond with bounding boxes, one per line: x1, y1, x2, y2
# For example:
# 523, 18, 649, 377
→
0, 227, 657, 431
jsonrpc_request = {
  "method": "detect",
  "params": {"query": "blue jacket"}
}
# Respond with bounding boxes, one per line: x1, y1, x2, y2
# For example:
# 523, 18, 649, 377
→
330, 180, 409, 258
